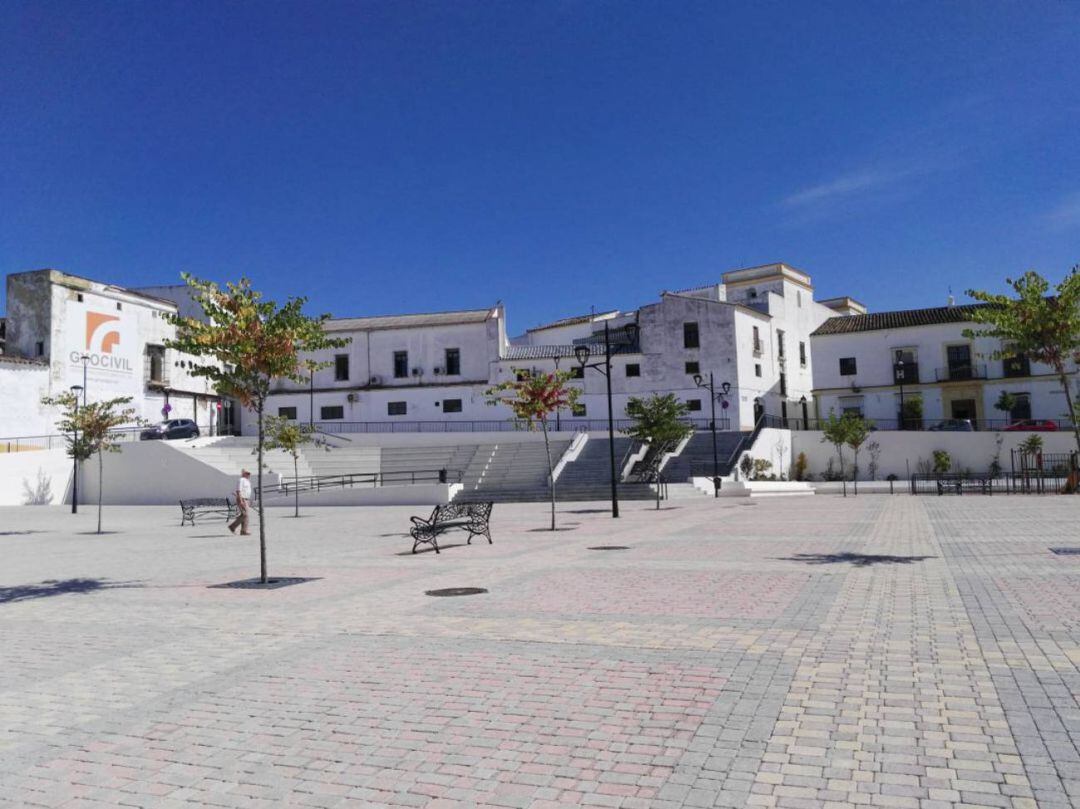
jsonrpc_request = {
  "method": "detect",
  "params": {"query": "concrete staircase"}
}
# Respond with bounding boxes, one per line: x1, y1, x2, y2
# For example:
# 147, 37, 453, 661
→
453, 439, 574, 503
662, 431, 749, 482
300, 445, 381, 478
378, 444, 480, 485
553, 436, 657, 501
172, 438, 313, 480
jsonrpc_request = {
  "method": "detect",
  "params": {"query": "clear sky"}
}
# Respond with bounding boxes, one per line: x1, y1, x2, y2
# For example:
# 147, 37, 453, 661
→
2, 1, 1078, 334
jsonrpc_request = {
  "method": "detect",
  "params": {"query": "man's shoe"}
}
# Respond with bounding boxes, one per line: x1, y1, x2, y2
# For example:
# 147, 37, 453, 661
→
240, 532, 251, 536
228, 524, 237, 534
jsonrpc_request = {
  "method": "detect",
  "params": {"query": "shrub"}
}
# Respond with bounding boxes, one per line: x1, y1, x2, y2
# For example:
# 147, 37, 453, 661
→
794, 452, 809, 481
932, 450, 951, 474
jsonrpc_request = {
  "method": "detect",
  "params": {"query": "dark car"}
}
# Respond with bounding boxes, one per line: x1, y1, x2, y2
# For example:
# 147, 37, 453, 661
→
140, 418, 200, 441
1003, 419, 1058, 432
928, 419, 975, 432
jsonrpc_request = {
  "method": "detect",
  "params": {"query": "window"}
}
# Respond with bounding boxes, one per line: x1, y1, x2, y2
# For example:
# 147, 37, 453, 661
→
625, 363, 641, 377
116, 302, 122, 311
755, 363, 762, 377
387, 401, 407, 416
278, 407, 297, 420
76, 293, 83, 302
685, 361, 700, 375
571, 402, 587, 417
393, 351, 408, 378
35, 341, 44, 356
797, 290, 802, 308
146, 345, 165, 383
516, 368, 532, 382
442, 398, 462, 413
444, 348, 461, 376
683, 322, 699, 349
799, 342, 807, 367
779, 373, 787, 397
752, 326, 762, 355
839, 396, 864, 417
334, 354, 350, 381
686, 399, 702, 412
1009, 393, 1032, 422
839, 357, 857, 376
569, 366, 584, 379
1003, 348, 1031, 378
320, 405, 344, 420
946, 344, 973, 379
777, 330, 785, 358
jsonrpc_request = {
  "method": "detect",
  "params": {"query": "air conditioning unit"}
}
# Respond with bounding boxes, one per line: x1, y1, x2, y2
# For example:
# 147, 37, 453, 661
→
369, 375, 381, 386
346, 393, 358, 403
433, 367, 444, 375
411, 367, 422, 376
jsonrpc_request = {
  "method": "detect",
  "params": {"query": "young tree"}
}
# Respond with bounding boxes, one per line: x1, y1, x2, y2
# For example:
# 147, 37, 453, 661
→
42, 392, 139, 534
264, 417, 329, 518
165, 275, 348, 583
965, 268, 1080, 457
844, 415, 874, 495
820, 411, 851, 497
486, 370, 580, 531
623, 393, 693, 474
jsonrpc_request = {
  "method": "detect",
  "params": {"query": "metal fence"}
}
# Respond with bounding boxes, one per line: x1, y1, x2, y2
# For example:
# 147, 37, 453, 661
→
311, 416, 730, 435
0, 426, 149, 454
789, 417, 1077, 433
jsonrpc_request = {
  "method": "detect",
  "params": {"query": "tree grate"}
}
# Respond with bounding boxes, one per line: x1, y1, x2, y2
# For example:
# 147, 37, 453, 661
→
425, 587, 488, 597
588, 546, 630, 551
209, 577, 320, 590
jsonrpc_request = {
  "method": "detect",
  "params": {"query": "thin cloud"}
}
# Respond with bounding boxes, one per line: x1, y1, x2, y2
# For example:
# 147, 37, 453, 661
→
1045, 193, 1080, 230
781, 169, 909, 209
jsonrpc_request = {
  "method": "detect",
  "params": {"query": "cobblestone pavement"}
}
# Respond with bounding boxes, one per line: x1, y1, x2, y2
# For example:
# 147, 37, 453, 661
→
0, 495, 1078, 808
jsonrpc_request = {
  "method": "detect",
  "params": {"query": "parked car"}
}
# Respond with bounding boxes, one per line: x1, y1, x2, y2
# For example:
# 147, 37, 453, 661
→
927, 419, 975, 432
1003, 419, 1059, 432
140, 419, 200, 441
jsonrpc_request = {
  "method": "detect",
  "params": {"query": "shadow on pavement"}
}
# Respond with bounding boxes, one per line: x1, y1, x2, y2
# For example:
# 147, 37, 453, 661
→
777, 553, 935, 567
0, 578, 143, 604
0, 530, 46, 536
397, 543, 467, 556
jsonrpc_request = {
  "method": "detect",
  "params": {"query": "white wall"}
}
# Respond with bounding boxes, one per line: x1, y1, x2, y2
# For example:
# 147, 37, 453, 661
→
80, 441, 237, 505
264, 483, 458, 507
0, 361, 55, 440
0, 447, 72, 506
792, 429, 1078, 481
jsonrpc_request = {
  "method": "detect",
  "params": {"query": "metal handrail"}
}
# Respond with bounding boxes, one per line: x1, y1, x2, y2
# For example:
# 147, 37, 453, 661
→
264, 468, 464, 498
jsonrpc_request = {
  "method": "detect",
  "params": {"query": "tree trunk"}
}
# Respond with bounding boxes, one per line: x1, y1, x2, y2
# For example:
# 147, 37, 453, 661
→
257, 403, 268, 583
96, 450, 103, 533
852, 449, 859, 496
838, 448, 847, 497
542, 420, 555, 531
1059, 369, 1080, 460
293, 453, 299, 518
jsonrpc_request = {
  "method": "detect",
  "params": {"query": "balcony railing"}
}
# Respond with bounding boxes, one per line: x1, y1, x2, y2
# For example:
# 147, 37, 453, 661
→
1002, 356, 1031, 378
935, 363, 987, 382
892, 363, 919, 385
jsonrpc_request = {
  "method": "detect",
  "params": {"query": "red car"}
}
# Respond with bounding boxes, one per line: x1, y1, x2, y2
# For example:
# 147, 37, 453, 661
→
1003, 419, 1058, 432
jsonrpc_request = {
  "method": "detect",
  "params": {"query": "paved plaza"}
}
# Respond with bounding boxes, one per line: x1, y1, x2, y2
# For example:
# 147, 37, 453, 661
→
1, 496, 1079, 808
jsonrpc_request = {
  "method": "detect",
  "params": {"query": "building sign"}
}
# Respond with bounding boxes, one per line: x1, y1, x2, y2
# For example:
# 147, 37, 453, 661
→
65, 299, 137, 393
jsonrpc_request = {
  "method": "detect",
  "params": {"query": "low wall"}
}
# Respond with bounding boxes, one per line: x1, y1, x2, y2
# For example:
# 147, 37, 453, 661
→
81, 441, 238, 505
263, 483, 459, 507
0, 447, 72, 506
791, 430, 1078, 481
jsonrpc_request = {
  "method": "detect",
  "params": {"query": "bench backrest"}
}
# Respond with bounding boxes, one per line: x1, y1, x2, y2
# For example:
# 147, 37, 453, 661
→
433, 502, 493, 523
180, 497, 232, 507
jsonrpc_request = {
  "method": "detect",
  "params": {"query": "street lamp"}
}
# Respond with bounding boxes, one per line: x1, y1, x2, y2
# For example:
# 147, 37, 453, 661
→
574, 320, 639, 519
894, 349, 906, 430
69, 384, 83, 514
79, 354, 89, 407
799, 395, 809, 430
693, 373, 731, 497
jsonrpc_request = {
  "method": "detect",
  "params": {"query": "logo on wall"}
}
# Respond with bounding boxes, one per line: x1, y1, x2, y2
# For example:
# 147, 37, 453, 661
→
86, 312, 121, 353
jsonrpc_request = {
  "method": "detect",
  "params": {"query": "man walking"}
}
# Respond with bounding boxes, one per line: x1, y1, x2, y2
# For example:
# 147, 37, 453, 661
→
228, 469, 252, 535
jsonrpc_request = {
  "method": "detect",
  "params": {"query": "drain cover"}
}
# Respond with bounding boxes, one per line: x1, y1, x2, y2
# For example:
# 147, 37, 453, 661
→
209, 577, 319, 590
425, 587, 488, 597
588, 546, 630, 551
1050, 548, 1080, 556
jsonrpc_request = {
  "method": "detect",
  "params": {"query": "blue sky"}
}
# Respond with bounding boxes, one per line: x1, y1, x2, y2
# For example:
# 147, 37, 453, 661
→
2, 1, 1078, 334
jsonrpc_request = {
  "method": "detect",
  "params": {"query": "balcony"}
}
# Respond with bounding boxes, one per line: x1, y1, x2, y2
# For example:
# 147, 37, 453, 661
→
892, 362, 919, 385
1002, 355, 1031, 378
935, 363, 987, 382
752, 340, 763, 357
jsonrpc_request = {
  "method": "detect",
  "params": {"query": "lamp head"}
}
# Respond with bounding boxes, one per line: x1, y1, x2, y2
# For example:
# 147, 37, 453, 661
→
573, 345, 590, 366
623, 322, 639, 346
799, 395, 807, 404
693, 374, 703, 387
70, 385, 83, 392
720, 381, 731, 396
895, 349, 904, 364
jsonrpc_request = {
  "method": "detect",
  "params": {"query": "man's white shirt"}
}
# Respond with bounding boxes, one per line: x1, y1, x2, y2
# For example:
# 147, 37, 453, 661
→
237, 477, 252, 501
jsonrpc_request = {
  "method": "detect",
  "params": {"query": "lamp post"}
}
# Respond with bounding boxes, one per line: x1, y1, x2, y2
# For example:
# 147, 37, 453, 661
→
799, 395, 809, 430
894, 349, 906, 430
79, 354, 89, 407
309, 366, 315, 428
574, 321, 639, 519
693, 373, 731, 497
69, 384, 83, 514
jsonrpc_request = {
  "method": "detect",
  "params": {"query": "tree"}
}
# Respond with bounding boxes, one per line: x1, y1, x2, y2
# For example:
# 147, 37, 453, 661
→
964, 268, 1080, 457
41, 392, 139, 534
486, 370, 579, 531
844, 415, 874, 495
165, 275, 348, 583
264, 416, 329, 518
623, 394, 693, 474
993, 391, 1018, 424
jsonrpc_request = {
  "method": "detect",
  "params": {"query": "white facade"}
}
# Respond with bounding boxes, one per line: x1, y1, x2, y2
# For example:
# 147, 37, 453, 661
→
0, 357, 53, 440
1, 270, 224, 437
811, 305, 1080, 428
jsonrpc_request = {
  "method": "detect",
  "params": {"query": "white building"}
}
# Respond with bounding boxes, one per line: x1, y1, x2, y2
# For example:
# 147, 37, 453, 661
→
811, 302, 1080, 428
1, 269, 225, 439
267, 263, 843, 432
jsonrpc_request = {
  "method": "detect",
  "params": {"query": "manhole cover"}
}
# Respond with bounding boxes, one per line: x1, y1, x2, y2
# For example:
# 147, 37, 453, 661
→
588, 546, 630, 551
1050, 548, 1080, 556
209, 577, 319, 590
425, 587, 488, 597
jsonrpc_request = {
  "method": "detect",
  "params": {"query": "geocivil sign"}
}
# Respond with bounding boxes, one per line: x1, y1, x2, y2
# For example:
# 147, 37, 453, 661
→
65, 299, 136, 392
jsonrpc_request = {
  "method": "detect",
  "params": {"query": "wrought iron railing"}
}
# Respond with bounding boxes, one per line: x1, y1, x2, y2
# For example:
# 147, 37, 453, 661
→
265, 468, 465, 498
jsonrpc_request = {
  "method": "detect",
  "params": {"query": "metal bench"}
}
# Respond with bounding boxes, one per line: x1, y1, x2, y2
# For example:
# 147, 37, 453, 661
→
179, 497, 236, 526
409, 502, 494, 554
935, 476, 993, 496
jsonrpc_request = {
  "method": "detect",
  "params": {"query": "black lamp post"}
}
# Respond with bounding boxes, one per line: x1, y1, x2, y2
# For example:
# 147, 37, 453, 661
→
894, 349, 906, 430
574, 320, 639, 519
799, 395, 809, 430
309, 366, 315, 428
693, 373, 731, 497
79, 354, 89, 407
69, 384, 83, 514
